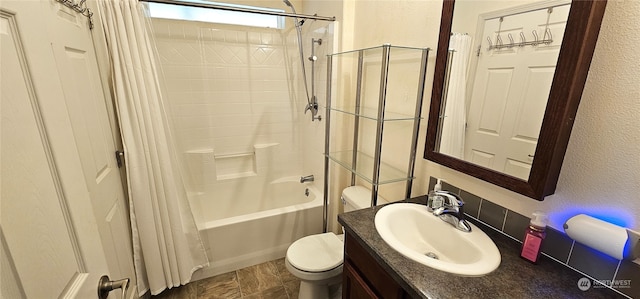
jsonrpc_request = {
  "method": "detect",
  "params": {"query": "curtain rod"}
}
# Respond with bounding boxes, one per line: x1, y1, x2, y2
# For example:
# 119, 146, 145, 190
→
140, 0, 336, 22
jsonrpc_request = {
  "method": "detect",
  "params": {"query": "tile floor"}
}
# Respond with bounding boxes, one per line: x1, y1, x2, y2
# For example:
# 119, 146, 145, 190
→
152, 258, 300, 299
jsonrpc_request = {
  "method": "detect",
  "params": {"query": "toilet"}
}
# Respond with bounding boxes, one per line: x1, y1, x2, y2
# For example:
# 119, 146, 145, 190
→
285, 186, 388, 299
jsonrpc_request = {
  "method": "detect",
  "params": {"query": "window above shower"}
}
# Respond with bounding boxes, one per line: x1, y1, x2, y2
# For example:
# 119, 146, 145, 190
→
147, 0, 285, 29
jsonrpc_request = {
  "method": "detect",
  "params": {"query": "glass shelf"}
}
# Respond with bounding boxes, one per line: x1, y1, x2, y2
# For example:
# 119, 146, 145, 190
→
328, 44, 430, 57
326, 150, 413, 185
324, 105, 422, 121
323, 44, 430, 200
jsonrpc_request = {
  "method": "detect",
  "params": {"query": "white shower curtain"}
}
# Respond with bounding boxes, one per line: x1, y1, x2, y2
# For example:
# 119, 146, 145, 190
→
439, 33, 472, 159
96, 0, 209, 296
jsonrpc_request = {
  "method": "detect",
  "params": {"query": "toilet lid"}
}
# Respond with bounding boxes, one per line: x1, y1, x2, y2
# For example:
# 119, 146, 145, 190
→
287, 233, 343, 272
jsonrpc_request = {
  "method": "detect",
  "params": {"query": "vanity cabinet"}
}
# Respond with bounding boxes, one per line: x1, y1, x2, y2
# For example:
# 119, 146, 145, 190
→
342, 233, 408, 299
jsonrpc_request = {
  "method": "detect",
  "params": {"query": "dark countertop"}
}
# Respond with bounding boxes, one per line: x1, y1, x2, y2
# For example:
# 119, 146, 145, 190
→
338, 196, 624, 299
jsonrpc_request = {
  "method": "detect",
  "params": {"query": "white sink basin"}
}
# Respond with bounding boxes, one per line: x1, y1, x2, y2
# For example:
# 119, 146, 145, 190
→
375, 203, 501, 276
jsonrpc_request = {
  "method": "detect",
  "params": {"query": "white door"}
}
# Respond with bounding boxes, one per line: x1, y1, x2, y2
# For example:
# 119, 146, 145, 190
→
47, 2, 137, 298
1, 1, 134, 298
465, 5, 569, 180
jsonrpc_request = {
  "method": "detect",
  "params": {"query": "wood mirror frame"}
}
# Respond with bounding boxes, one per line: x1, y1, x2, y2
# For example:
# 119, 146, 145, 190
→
424, 0, 608, 200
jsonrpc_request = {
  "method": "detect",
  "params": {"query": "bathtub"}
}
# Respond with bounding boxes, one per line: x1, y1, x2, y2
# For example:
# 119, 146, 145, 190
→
190, 176, 323, 279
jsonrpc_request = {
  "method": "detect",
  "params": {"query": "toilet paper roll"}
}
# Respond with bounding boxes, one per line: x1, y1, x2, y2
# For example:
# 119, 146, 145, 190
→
564, 214, 628, 260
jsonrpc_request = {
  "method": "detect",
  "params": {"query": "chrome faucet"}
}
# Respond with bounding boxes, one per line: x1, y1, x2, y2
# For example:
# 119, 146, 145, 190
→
300, 175, 314, 183
427, 190, 472, 232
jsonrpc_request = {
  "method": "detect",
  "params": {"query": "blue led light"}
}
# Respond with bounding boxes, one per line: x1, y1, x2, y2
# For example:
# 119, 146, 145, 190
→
548, 207, 634, 230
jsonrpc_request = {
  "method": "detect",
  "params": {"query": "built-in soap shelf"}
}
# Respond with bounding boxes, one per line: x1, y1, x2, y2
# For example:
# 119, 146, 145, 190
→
214, 152, 257, 180
326, 150, 414, 185
185, 143, 279, 184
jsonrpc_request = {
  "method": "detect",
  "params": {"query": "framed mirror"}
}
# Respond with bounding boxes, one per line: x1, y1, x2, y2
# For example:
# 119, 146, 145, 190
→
424, 0, 607, 200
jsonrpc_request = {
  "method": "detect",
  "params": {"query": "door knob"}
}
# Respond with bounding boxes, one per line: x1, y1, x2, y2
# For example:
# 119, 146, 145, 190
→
98, 275, 129, 299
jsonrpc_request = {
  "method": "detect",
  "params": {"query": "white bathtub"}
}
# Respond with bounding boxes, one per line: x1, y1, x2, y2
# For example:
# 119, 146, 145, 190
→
190, 176, 323, 279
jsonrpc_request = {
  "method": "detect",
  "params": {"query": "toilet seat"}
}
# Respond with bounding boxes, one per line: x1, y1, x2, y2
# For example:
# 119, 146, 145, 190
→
283, 186, 381, 299
286, 232, 343, 272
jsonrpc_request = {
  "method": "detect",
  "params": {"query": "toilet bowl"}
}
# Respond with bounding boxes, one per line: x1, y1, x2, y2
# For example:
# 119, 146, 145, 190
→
285, 233, 344, 298
285, 186, 388, 299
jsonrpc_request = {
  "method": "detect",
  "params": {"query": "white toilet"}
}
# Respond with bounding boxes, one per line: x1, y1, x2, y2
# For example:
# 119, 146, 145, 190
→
285, 186, 388, 299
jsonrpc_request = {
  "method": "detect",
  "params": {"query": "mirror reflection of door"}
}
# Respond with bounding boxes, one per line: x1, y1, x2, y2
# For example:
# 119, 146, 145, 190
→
438, 0, 570, 180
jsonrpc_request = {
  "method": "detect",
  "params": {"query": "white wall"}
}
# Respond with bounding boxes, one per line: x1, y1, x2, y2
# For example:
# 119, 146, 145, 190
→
320, 0, 640, 233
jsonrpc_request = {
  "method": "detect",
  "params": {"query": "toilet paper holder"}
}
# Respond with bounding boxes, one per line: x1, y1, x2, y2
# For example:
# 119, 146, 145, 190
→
564, 214, 639, 260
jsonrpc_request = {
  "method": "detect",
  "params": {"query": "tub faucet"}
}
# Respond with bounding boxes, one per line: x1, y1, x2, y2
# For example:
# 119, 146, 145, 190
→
427, 191, 472, 232
300, 175, 314, 183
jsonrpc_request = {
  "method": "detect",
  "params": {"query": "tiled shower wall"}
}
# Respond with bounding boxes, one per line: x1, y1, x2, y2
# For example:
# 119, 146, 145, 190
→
150, 18, 330, 193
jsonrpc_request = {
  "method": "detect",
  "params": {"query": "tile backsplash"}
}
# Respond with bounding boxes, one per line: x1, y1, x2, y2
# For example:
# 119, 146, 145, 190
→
428, 177, 639, 299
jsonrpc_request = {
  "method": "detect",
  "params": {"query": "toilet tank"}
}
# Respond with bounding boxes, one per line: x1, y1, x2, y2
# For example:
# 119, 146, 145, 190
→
341, 186, 389, 212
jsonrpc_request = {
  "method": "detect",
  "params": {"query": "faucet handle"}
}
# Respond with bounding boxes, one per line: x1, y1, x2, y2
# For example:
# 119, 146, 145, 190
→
428, 191, 463, 210
441, 191, 463, 207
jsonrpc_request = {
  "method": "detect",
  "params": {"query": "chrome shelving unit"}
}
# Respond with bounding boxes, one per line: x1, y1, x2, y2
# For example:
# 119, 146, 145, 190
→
322, 44, 430, 232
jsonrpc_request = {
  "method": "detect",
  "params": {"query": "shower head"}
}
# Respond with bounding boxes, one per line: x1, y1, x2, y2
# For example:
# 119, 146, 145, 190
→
282, 0, 304, 27
282, 0, 296, 12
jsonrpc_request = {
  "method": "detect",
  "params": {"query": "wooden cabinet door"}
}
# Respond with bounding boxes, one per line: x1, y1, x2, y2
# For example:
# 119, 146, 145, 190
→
343, 233, 408, 299
343, 261, 380, 299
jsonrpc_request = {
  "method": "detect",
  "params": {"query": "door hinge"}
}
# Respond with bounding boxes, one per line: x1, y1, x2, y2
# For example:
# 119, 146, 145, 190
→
115, 150, 125, 168
476, 45, 482, 57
